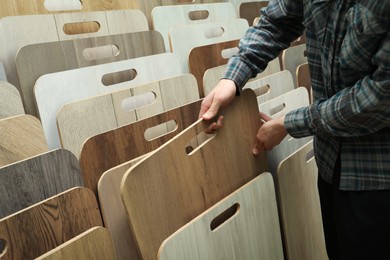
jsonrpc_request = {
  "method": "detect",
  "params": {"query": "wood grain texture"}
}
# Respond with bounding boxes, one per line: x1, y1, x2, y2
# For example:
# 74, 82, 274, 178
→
0, 187, 102, 260
169, 19, 249, 73
0, 115, 48, 168
0, 149, 84, 219
34, 52, 181, 150
297, 62, 312, 103
277, 141, 328, 260
151, 3, 236, 51
98, 155, 148, 260
239, 1, 269, 26
35, 227, 116, 260
15, 28, 157, 117
1, 10, 148, 108
158, 173, 283, 260
0, 81, 25, 119
281, 43, 307, 88
80, 99, 203, 195
203, 57, 281, 96
121, 89, 268, 260
57, 74, 199, 158
189, 40, 239, 97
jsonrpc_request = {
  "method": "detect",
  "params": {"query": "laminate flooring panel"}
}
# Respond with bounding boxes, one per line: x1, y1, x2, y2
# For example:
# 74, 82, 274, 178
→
281, 43, 307, 88
0, 81, 24, 119
239, 1, 269, 25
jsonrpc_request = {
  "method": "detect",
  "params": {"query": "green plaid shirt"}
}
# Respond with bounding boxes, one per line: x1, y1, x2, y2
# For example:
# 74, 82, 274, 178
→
224, 0, 390, 190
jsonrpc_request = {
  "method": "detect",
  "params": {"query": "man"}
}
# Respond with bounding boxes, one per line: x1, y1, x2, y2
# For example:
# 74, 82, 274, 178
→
199, 0, 390, 259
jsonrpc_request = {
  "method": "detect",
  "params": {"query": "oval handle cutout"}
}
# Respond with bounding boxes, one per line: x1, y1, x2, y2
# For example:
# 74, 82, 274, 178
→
188, 10, 209, 21
269, 103, 286, 116
44, 0, 82, 11
253, 84, 270, 97
221, 47, 239, 59
121, 92, 156, 112
101, 69, 137, 86
305, 149, 315, 162
82, 45, 120, 61
63, 21, 100, 35
210, 203, 240, 231
204, 27, 224, 39
144, 120, 178, 141
185, 131, 216, 155
0, 239, 7, 257
178, 0, 194, 3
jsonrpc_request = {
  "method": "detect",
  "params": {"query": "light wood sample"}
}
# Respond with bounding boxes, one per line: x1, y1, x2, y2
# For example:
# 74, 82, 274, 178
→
281, 43, 307, 88
152, 3, 236, 51
169, 19, 249, 72
158, 173, 283, 260
239, 1, 269, 26
0, 115, 48, 167
297, 62, 312, 103
0, 62, 6, 81
0, 187, 102, 260
121, 89, 268, 260
34, 53, 181, 150
0, 149, 84, 219
80, 99, 202, 195
57, 74, 199, 158
277, 141, 328, 260
0, 81, 24, 119
35, 227, 116, 260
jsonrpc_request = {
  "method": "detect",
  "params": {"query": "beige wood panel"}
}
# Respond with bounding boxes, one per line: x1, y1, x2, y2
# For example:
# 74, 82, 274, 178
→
203, 57, 281, 96
259, 87, 312, 175
239, 1, 269, 25
35, 53, 181, 150
121, 89, 268, 260
0, 149, 84, 219
35, 227, 116, 260
169, 19, 249, 72
158, 173, 283, 260
57, 74, 199, 158
0, 115, 48, 168
0, 62, 6, 81
297, 62, 312, 103
98, 155, 147, 260
281, 43, 307, 88
152, 3, 236, 51
0, 81, 24, 119
277, 141, 328, 260
80, 99, 202, 196
0, 187, 102, 260
1, 10, 147, 99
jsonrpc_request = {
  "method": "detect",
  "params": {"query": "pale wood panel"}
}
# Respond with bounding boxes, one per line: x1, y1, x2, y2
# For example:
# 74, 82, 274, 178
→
152, 3, 236, 51
1, 10, 147, 100
169, 19, 249, 73
121, 89, 268, 260
0, 81, 24, 119
203, 57, 281, 96
80, 99, 202, 195
0, 149, 84, 219
0, 187, 102, 260
189, 40, 239, 97
0, 115, 48, 167
281, 43, 307, 88
239, 1, 269, 25
35, 227, 116, 260
35, 53, 181, 150
277, 141, 328, 260
158, 173, 283, 260
0, 62, 6, 81
297, 62, 312, 103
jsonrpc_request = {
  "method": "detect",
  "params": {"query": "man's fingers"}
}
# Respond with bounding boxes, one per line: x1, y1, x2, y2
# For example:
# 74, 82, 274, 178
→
202, 98, 221, 120
259, 112, 272, 122
204, 115, 224, 134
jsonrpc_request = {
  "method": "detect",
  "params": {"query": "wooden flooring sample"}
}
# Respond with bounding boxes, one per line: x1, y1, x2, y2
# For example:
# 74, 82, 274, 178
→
57, 74, 199, 158
16, 29, 161, 116
0, 149, 84, 219
80, 99, 202, 195
158, 173, 283, 260
0, 81, 24, 120
0, 115, 48, 167
35, 53, 181, 150
36, 227, 116, 260
121, 89, 268, 260
277, 141, 328, 260
0, 187, 102, 260
281, 43, 307, 88
189, 40, 239, 97
239, 1, 269, 25
151, 3, 236, 51
297, 62, 312, 103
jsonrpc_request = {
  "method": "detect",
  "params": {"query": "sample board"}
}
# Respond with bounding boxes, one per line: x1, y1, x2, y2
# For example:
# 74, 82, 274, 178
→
0, 81, 24, 119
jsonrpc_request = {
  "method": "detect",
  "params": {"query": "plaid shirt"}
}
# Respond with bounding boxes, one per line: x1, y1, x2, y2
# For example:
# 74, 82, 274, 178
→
224, 0, 390, 190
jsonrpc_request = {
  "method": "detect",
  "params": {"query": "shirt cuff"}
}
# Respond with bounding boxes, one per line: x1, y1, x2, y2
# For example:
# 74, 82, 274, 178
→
222, 57, 255, 94
284, 106, 315, 138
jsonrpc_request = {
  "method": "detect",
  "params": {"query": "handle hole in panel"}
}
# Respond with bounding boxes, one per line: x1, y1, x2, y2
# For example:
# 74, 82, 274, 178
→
178, 0, 195, 3
63, 21, 100, 35
269, 103, 286, 116
305, 149, 315, 162
253, 84, 270, 97
304, 50, 307, 57
0, 239, 7, 257
102, 69, 137, 86
44, 0, 82, 11
185, 131, 216, 155
204, 27, 224, 39
221, 47, 239, 59
210, 203, 240, 231
121, 92, 156, 112
188, 10, 209, 21
82, 45, 120, 61
144, 120, 178, 141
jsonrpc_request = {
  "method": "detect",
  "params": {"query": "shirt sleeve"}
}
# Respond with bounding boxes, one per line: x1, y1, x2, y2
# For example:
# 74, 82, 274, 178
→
223, 0, 305, 90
